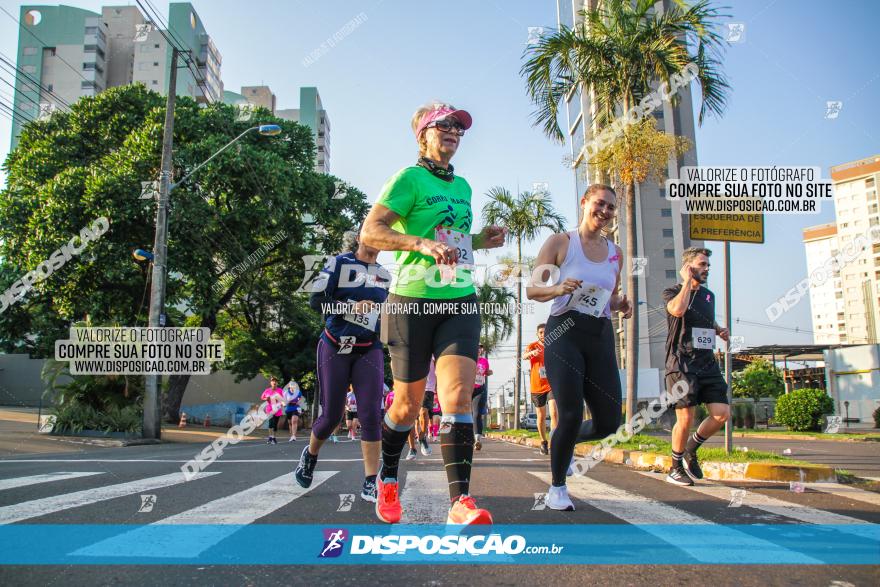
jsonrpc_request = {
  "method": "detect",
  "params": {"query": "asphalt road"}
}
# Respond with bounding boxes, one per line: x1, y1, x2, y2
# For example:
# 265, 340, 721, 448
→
0, 435, 877, 586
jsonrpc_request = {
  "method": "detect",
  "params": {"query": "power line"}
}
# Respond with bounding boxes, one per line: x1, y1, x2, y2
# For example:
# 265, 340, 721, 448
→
0, 52, 72, 111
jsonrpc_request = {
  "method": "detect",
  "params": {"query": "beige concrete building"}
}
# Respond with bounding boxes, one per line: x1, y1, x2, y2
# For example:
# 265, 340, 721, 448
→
804, 155, 880, 345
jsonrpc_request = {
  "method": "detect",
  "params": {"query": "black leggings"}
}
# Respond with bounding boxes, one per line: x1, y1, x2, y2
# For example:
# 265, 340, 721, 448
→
471, 385, 488, 435
544, 312, 622, 486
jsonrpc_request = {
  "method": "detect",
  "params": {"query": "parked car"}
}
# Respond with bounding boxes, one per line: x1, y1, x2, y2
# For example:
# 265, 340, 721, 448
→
520, 413, 552, 430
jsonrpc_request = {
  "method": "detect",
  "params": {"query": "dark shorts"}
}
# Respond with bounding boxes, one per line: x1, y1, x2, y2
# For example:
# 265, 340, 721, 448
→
531, 391, 553, 408
346, 410, 357, 420
422, 390, 436, 410
285, 406, 300, 417
666, 369, 729, 408
380, 293, 481, 383
471, 384, 487, 400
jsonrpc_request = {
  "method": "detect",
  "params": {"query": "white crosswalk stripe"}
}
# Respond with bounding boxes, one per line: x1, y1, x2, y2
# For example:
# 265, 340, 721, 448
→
0, 472, 103, 491
400, 471, 449, 524
0, 471, 219, 525
73, 471, 338, 558
804, 482, 880, 507
634, 471, 880, 541
530, 472, 822, 563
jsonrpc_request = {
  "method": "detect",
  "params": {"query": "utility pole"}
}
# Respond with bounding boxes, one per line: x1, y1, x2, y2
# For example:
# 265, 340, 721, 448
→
724, 241, 733, 453
144, 47, 179, 440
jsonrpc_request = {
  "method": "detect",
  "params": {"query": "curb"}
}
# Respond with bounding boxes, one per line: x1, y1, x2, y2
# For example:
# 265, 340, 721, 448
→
487, 432, 838, 483
731, 432, 880, 443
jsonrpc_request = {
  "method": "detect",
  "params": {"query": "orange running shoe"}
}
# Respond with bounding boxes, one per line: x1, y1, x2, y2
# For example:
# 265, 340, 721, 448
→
375, 477, 402, 523
446, 495, 493, 525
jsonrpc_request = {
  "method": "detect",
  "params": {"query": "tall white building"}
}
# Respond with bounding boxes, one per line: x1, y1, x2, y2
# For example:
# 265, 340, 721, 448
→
804, 155, 880, 345
803, 223, 844, 344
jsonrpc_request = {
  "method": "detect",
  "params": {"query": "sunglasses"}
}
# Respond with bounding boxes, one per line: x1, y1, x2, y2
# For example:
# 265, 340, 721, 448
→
426, 119, 465, 136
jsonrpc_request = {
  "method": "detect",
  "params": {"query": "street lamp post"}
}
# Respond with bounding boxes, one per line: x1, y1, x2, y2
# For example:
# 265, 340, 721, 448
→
142, 122, 282, 439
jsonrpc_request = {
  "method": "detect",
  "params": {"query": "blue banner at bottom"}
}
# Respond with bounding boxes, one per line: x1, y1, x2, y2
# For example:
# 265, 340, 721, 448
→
0, 524, 877, 565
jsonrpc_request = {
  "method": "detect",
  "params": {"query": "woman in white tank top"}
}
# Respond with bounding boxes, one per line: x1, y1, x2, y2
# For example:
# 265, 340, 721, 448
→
526, 184, 633, 512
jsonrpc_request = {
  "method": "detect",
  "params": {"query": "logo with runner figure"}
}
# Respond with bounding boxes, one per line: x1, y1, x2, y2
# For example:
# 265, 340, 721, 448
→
319, 528, 348, 558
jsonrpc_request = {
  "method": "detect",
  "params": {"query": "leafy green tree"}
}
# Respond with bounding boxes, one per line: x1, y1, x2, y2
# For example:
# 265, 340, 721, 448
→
0, 84, 366, 424
521, 0, 730, 431
483, 188, 565, 427
732, 359, 784, 407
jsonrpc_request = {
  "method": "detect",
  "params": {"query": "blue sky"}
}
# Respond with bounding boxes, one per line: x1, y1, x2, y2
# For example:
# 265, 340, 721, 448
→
1, 0, 878, 383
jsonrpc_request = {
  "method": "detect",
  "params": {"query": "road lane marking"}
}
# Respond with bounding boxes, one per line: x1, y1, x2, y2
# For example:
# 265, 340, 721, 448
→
400, 470, 449, 524
73, 471, 338, 558
530, 471, 821, 563
635, 471, 880, 541
0, 472, 103, 491
0, 472, 219, 525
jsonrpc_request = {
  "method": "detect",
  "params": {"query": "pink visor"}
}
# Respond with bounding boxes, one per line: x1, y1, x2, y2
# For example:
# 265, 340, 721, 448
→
415, 106, 473, 137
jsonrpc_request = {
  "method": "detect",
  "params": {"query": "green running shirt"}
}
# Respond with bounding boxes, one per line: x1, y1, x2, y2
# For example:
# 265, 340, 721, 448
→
376, 166, 476, 299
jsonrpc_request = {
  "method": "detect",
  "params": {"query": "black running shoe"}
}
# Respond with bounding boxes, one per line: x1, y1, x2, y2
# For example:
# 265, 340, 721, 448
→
665, 464, 694, 486
540, 441, 549, 455
294, 446, 317, 488
683, 451, 703, 480
361, 477, 377, 503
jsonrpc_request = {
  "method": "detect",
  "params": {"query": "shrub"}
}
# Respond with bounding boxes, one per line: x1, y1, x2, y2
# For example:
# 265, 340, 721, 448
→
873, 406, 880, 429
774, 388, 834, 432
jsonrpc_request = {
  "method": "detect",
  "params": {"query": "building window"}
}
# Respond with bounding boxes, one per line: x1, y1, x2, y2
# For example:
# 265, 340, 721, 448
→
85, 26, 97, 35
658, 187, 666, 198
152, 80, 158, 85
22, 65, 36, 74
665, 270, 676, 279
153, 61, 159, 66
867, 177, 875, 188
154, 43, 160, 48
46, 84, 53, 92
81, 80, 96, 89
662, 228, 673, 237
664, 249, 674, 258
661, 208, 672, 217
23, 46, 37, 56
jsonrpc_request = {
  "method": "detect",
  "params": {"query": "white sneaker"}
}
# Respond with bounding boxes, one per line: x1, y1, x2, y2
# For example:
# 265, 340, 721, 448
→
546, 485, 575, 511
405, 447, 417, 460
288, 436, 296, 443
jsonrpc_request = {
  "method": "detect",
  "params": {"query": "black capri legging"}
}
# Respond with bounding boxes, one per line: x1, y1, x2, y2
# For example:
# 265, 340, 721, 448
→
544, 311, 622, 486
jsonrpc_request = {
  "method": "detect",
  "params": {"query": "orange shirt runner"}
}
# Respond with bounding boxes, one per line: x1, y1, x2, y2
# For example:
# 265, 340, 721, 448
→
526, 341, 551, 394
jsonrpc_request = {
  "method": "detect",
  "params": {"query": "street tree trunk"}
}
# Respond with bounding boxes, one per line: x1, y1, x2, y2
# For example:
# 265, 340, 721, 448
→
624, 179, 639, 434
514, 236, 523, 429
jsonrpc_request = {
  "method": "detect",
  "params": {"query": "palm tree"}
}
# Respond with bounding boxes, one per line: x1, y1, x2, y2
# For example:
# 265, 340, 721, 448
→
483, 188, 566, 428
521, 0, 729, 432
477, 281, 515, 355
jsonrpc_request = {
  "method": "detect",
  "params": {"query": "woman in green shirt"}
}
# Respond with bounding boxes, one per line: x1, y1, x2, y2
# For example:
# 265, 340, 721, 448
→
362, 102, 505, 525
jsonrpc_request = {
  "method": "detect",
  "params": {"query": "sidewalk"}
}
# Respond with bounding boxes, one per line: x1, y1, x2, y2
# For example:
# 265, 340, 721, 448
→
0, 407, 313, 454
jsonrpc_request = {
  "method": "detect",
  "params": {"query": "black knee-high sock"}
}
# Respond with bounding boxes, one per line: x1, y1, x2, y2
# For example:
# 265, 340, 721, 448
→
685, 431, 708, 454
440, 421, 474, 501
380, 415, 411, 481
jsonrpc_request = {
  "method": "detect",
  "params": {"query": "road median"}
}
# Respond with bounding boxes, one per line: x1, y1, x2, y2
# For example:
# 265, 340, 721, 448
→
487, 431, 839, 483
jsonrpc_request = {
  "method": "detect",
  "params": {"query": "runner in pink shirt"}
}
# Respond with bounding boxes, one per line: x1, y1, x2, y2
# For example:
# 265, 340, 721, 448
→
472, 344, 492, 451
261, 377, 284, 445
